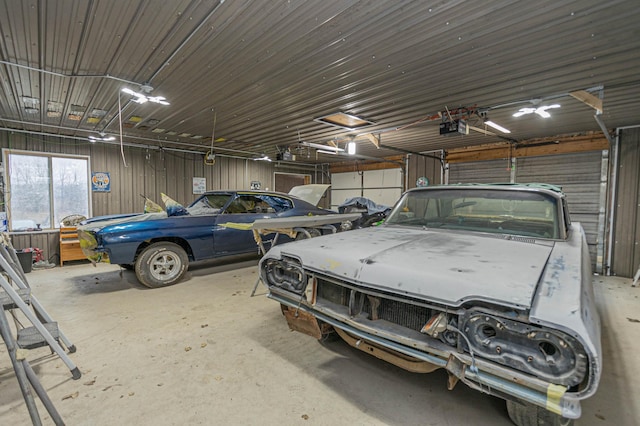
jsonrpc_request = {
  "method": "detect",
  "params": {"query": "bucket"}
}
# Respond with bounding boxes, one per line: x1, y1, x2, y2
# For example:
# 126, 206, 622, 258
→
16, 249, 33, 273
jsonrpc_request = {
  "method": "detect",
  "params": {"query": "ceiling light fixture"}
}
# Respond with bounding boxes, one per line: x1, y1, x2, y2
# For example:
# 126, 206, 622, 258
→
121, 88, 170, 105
253, 154, 272, 162
316, 149, 338, 155
88, 133, 116, 142
513, 104, 560, 118
347, 141, 356, 155
299, 141, 345, 152
484, 120, 511, 134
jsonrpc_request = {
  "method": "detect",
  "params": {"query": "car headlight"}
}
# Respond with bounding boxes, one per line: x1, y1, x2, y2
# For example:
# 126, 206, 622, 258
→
462, 312, 588, 387
262, 255, 307, 294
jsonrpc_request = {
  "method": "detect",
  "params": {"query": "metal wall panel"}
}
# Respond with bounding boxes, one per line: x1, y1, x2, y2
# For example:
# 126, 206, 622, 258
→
9, 232, 60, 266
448, 159, 512, 184
1, 131, 328, 258
515, 152, 604, 269
611, 128, 640, 277
407, 152, 444, 189
445, 152, 605, 270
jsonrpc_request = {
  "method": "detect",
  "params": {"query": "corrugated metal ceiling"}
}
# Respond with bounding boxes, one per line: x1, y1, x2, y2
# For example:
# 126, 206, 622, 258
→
0, 0, 638, 162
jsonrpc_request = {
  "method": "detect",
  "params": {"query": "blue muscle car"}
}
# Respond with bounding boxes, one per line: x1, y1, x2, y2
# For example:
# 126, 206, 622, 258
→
78, 187, 335, 288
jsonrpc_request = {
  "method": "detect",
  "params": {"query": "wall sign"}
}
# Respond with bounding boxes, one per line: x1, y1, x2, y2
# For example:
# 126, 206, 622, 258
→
250, 181, 261, 190
91, 172, 111, 192
193, 177, 206, 194
416, 176, 429, 187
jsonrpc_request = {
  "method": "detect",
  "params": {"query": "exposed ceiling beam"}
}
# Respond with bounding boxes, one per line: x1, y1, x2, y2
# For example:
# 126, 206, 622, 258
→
569, 90, 603, 114
446, 132, 609, 163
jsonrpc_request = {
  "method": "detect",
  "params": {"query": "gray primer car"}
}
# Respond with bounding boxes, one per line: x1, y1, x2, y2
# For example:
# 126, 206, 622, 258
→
260, 184, 601, 426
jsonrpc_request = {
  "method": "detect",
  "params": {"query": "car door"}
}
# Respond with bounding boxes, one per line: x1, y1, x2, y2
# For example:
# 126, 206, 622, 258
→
213, 194, 288, 255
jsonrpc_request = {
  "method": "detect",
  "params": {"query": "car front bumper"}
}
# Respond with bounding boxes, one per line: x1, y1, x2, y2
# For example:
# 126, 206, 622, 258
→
77, 230, 110, 263
268, 290, 583, 420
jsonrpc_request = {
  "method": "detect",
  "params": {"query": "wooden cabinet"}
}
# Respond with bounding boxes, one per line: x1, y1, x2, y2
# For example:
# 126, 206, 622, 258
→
59, 227, 86, 266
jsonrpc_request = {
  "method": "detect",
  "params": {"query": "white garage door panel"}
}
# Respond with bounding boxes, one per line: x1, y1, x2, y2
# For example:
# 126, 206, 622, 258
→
331, 167, 404, 210
363, 188, 402, 207
363, 169, 402, 188
331, 172, 360, 188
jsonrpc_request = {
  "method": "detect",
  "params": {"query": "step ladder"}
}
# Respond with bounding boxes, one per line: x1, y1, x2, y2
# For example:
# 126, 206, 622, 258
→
0, 235, 81, 425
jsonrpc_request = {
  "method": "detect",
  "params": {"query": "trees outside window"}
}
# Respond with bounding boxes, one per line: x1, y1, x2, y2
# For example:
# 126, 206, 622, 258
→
3, 150, 91, 230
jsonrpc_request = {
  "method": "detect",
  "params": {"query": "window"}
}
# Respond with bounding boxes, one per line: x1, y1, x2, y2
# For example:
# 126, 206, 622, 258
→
3, 150, 91, 230
186, 193, 232, 215
224, 194, 292, 214
386, 188, 559, 239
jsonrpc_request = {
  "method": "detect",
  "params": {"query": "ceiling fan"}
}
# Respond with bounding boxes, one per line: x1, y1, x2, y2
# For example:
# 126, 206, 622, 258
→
121, 87, 170, 105
513, 104, 561, 118
88, 133, 115, 142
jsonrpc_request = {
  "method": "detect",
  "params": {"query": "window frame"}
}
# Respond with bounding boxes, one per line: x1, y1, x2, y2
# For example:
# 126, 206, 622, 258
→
2, 149, 93, 231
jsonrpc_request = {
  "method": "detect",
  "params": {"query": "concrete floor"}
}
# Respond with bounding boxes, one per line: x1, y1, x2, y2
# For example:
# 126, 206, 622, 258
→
0, 259, 638, 425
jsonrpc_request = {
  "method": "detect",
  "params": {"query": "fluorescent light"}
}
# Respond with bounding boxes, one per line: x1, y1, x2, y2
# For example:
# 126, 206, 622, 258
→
485, 120, 511, 134
88, 135, 116, 142
299, 141, 344, 152
347, 142, 356, 155
316, 150, 337, 155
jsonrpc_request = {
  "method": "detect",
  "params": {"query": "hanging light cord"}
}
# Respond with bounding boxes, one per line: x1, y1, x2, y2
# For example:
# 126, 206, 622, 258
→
210, 109, 217, 153
118, 91, 129, 167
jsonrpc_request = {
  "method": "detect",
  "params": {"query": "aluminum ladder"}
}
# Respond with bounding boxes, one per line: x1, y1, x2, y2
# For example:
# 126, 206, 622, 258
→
0, 236, 81, 425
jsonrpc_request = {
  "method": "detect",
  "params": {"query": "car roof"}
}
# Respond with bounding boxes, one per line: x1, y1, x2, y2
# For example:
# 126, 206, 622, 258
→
408, 183, 565, 196
202, 189, 290, 197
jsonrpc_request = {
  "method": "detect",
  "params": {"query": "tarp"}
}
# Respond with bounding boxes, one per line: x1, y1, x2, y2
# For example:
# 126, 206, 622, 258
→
338, 197, 391, 215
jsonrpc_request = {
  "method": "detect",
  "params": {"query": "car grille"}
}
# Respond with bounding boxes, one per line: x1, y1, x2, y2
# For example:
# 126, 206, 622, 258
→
316, 277, 432, 332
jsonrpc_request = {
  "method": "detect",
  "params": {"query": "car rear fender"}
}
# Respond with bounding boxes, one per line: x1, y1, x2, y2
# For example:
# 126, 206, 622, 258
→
530, 224, 602, 398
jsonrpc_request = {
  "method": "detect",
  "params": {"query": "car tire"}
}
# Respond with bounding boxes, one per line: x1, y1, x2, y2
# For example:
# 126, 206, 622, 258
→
506, 399, 574, 426
295, 228, 321, 240
317, 320, 340, 345
135, 242, 188, 288
318, 330, 340, 345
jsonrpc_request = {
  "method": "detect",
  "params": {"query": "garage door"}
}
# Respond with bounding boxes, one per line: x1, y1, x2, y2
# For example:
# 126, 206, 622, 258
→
448, 159, 512, 183
515, 151, 605, 270
448, 151, 606, 271
330, 168, 403, 211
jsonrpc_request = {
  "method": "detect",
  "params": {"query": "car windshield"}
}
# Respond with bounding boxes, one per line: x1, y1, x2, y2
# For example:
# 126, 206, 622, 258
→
385, 188, 560, 239
186, 193, 232, 215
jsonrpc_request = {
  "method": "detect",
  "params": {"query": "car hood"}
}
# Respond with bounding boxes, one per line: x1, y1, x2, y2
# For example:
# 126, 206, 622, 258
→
271, 226, 555, 310
79, 212, 168, 232
288, 184, 330, 206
